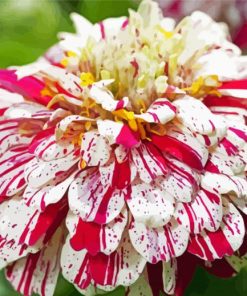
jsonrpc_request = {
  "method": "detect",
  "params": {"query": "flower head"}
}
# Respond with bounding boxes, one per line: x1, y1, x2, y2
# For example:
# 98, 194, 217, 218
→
0, 1, 246, 295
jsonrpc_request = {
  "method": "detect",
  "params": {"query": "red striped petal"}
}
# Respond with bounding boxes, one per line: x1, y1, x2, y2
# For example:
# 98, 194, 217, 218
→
0, 70, 51, 106
188, 199, 245, 260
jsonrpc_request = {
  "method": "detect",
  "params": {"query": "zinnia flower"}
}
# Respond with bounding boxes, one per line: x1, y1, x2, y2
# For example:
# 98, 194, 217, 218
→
0, 0, 246, 295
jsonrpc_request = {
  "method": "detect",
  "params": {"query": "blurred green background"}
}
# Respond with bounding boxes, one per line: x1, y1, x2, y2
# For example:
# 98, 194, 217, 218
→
0, 0, 246, 295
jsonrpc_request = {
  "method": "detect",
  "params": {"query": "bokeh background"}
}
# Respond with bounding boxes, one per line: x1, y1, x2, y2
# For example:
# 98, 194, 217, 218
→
0, 0, 246, 295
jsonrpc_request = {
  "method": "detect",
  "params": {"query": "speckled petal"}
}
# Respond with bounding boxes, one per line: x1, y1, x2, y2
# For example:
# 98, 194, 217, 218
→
174, 189, 222, 233
157, 156, 200, 203
127, 179, 174, 228
174, 96, 220, 135
68, 169, 126, 224
188, 198, 245, 260
81, 131, 111, 167
6, 226, 64, 296
129, 218, 189, 263
0, 146, 33, 198
67, 207, 127, 255
24, 151, 79, 189
131, 142, 169, 183
201, 172, 247, 199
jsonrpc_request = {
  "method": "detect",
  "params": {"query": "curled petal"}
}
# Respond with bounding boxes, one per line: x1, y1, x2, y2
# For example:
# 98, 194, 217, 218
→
41, 66, 82, 98
134, 98, 176, 124
89, 81, 129, 111
56, 115, 95, 141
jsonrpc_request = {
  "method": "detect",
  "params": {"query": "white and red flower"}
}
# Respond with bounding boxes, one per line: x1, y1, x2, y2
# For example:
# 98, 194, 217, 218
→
0, 0, 246, 295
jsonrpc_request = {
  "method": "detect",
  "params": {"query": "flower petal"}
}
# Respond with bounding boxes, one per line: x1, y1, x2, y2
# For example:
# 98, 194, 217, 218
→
0, 70, 51, 106
0, 146, 33, 198
174, 96, 219, 135
29, 133, 75, 162
61, 231, 146, 291
201, 172, 247, 199
61, 241, 91, 291
162, 259, 177, 295
41, 66, 82, 98
89, 81, 129, 112
67, 207, 127, 255
25, 151, 79, 189
129, 218, 189, 263
152, 126, 208, 171
23, 171, 77, 211
126, 272, 153, 296
188, 199, 245, 260
97, 120, 139, 148
0, 120, 31, 156
68, 169, 126, 224
131, 142, 169, 183
174, 189, 222, 233
0, 196, 65, 251
6, 226, 64, 296
157, 156, 200, 203
81, 131, 111, 167
89, 231, 146, 289
205, 151, 245, 175
127, 179, 174, 228
0, 88, 24, 108
134, 98, 176, 124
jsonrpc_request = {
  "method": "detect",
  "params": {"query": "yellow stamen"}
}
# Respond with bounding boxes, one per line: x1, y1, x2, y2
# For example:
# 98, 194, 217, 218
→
168, 54, 178, 84
67, 51, 77, 57
183, 75, 222, 98
80, 159, 87, 169
46, 95, 66, 109
137, 120, 147, 140
137, 99, 147, 113
80, 72, 95, 86
157, 25, 173, 39
85, 121, 92, 131
60, 58, 69, 67
112, 109, 138, 131
41, 87, 56, 98
100, 70, 111, 80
